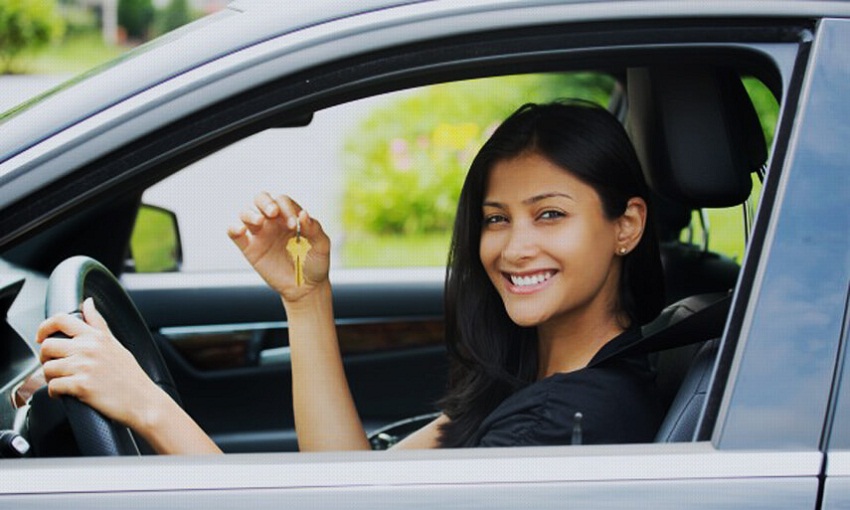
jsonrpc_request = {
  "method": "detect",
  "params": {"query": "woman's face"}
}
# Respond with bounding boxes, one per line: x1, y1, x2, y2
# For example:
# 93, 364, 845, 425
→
479, 151, 624, 330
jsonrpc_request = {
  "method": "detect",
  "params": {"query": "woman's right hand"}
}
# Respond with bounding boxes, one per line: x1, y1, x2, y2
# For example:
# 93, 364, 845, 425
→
228, 192, 331, 302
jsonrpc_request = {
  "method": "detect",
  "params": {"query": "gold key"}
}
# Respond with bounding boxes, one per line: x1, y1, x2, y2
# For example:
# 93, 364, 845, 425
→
285, 222, 311, 286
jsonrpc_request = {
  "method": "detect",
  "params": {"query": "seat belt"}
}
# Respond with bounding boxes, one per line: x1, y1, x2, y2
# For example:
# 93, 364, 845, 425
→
593, 292, 732, 364
638, 291, 732, 353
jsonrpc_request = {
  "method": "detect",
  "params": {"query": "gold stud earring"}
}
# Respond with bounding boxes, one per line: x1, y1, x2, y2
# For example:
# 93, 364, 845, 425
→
618, 247, 627, 255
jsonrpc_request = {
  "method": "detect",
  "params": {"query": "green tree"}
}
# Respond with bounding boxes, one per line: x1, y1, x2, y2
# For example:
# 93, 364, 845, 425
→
0, 0, 65, 74
156, 0, 192, 35
118, 0, 154, 40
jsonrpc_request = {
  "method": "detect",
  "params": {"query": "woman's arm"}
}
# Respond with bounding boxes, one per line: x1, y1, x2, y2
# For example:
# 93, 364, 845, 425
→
283, 283, 370, 451
37, 298, 221, 455
228, 193, 370, 451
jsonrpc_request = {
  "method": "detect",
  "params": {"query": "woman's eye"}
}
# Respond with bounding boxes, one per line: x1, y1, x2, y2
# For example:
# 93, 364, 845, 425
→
539, 210, 565, 220
484, 214, 507, 224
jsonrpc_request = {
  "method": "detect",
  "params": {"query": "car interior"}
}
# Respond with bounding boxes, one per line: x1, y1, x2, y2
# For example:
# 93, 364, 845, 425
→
0, 24, 783, 457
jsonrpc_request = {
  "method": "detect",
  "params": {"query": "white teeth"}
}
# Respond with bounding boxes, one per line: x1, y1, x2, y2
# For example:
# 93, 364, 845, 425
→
509, 272, 552, 287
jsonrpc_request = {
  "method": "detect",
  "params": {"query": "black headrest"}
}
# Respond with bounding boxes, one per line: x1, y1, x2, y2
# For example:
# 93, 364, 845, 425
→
627, 66, 767, 208
653, 192, 692, 242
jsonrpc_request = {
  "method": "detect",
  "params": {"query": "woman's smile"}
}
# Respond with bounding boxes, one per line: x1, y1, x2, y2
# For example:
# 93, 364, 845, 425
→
503, 270, 557, 294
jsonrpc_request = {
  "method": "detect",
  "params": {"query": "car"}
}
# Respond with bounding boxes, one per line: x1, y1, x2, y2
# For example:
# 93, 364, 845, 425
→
0, 0, 848, 508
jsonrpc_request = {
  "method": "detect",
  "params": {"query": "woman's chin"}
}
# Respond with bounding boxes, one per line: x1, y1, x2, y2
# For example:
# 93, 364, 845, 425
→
505, 308, 548, 328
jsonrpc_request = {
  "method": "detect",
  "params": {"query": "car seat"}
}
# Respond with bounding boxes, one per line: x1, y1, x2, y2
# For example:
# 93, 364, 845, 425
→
626, 64, 768, 442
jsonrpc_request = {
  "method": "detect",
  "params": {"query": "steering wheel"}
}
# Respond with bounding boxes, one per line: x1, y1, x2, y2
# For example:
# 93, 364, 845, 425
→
45, 256, 181, 456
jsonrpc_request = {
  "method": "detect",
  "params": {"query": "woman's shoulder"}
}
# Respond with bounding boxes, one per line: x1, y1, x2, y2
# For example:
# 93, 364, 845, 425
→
472, 355, 662, 448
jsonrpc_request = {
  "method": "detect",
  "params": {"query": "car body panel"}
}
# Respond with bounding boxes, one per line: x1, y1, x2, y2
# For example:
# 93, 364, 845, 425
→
710, 18, 850, 451
0, 445, 823, 503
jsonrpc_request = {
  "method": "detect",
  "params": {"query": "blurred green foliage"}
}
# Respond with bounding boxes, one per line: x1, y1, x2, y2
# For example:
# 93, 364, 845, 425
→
0, 0, 65, 74
156, 0, 193, 35
742, 76, 779, 146
341, 73, 614, 238
130, 205, 180, 272
21, 30, 124, 73
118, 0, 154, 40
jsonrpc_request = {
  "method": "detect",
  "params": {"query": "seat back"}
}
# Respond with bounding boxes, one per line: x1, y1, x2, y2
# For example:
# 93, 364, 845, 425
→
626, 66, 768, 442
654, 339, 719, 442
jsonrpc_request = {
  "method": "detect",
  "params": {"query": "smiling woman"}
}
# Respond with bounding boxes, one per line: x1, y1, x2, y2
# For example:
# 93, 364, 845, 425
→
439, 102, 664, 447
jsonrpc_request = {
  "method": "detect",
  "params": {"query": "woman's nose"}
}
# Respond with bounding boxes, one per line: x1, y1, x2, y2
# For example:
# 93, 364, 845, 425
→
501, 226, 539, 263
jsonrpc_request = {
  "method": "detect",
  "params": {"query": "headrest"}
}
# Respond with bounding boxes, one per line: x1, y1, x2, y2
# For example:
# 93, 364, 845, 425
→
652, 192, 692, 242
627, 66, 767, 208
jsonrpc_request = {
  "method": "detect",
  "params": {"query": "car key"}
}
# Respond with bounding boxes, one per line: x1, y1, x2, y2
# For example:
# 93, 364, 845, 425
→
285, 221, 311, 287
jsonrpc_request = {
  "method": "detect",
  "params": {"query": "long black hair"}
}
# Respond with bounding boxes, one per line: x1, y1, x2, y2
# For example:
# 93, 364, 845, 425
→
437, 101, 665, 448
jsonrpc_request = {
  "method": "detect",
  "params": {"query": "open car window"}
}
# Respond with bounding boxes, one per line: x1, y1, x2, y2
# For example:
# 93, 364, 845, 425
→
131, 73, 616, 273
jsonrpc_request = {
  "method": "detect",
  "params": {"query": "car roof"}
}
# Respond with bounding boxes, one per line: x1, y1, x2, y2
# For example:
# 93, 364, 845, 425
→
0, 0, 426, 163
1, 0, 849, 167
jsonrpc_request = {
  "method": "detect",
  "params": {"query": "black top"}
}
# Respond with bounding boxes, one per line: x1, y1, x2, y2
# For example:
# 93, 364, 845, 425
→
468, 328, 663, 447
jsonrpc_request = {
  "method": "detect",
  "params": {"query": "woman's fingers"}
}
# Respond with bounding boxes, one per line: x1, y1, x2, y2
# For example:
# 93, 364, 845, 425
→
300, 210, 329, 252
227, 223, 250, 251
46, 374, 80, 400
36, 313, 89, 344
238, 208, 266, 234
39, 337, 74, 364
254, 191, 280, 219
42, 357, 74, 381
272, 194, 302, 230
82, 298, 111, 334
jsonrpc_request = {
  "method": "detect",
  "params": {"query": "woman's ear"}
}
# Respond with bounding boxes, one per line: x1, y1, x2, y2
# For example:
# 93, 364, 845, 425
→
615, 197, 647, 255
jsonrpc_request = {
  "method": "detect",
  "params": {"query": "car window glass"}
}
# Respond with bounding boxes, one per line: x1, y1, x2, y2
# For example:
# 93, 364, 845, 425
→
828, 291, 850, 450
133, 72, 615, 273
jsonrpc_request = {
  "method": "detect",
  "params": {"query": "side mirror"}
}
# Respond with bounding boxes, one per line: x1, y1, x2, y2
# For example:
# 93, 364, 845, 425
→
126, 204, 183, 273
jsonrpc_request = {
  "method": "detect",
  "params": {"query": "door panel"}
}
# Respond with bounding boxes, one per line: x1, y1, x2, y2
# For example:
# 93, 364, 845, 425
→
125, 272, 447, 452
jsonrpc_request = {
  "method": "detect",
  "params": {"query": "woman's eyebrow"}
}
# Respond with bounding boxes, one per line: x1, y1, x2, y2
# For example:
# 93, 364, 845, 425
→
483, 192, 574, 209
522, 192, 574, 205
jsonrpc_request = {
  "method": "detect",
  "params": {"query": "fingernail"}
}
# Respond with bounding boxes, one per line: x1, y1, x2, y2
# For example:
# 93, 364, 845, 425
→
287, 217, 297, 229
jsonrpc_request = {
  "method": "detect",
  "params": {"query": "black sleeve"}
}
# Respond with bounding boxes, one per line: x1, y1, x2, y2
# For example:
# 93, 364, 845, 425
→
475, 360, 662, 447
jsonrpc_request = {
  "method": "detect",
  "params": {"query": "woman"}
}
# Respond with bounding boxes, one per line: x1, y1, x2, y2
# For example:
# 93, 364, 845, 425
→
36, 101, 665, 453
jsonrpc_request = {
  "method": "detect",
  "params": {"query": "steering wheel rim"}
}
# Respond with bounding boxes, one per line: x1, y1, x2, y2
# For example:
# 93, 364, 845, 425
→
45, 256, 180, 456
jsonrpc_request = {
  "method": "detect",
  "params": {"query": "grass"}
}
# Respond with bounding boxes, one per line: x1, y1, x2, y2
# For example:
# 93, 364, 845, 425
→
15, 31, 126, 75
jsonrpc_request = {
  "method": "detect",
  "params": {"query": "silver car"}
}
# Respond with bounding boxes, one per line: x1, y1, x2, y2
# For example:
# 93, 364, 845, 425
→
0, 1, 848, 508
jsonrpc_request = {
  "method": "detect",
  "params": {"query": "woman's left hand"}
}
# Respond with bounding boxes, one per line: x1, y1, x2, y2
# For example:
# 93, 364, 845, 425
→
36, 298, 161, 431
